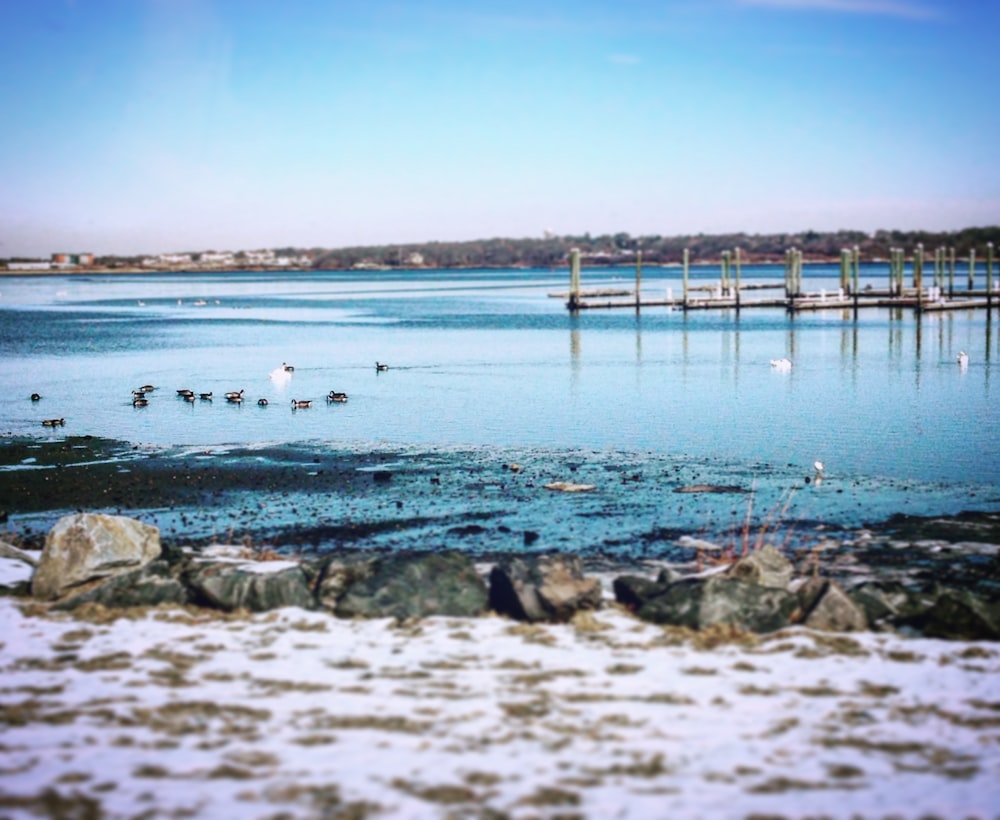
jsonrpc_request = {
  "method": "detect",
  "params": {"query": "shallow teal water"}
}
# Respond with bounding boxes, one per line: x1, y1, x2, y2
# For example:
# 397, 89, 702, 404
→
1, 265, 998, 504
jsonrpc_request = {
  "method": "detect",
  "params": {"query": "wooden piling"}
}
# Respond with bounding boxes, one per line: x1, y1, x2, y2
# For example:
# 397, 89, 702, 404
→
568, 248, 581, 310
915, 244, 924, 309
852, 246, 860, 316
988, 243, 995, 311
735, 247, 742, 312
969, 248, 976, 291
948, 246, 955, 299
682, 248, 690, 308
635, 249, 642, 311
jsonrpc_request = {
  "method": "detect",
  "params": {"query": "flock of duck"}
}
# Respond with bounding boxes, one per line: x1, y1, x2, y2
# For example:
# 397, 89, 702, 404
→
31, 362, 391, 427
164, 360, 362, 410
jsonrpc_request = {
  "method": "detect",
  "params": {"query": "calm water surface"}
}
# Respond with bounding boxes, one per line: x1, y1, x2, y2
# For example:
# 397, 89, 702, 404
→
1, 265, 998, 500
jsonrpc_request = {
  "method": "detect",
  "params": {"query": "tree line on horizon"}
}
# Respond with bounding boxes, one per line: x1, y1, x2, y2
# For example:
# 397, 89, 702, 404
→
306, 226, 1000, 270
6, 226, 998, 269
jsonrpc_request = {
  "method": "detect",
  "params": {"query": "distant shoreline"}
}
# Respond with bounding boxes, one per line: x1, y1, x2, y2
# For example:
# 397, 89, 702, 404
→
0, 259, 859, 277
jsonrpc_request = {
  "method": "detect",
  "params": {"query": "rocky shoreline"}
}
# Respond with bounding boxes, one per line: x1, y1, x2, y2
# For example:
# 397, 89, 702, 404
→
4, 506, 999, 641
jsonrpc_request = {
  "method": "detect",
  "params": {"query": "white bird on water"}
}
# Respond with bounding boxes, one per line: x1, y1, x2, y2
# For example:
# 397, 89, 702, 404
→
269, 363, 293, 382
770, 357, 792, 371
812, 460, 825, 485
957, 351, 969, 369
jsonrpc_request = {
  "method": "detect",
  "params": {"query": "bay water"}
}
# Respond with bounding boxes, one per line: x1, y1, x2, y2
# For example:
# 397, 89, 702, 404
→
1, 264, 998, 543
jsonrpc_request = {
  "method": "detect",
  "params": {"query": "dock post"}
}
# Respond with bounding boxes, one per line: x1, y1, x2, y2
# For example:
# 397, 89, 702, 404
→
735, 247, 742, 313
852, 246, 860, 317
840, 248, 850, 294
568, 248, 581, 310
796, 249, 803, 298
635, 249, 642, 312
969, 248, 976, 291
948, 246, 955, 299
682, 248, 690, 309
915, 244, 924, 310
784, 250, 792, 300
988, 243, 995, 311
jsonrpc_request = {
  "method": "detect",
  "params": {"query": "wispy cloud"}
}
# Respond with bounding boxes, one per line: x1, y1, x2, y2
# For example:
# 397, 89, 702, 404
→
736, 0, 940, 20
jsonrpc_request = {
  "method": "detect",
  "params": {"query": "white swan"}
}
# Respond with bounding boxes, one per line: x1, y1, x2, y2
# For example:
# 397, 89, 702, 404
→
269, 364, 293, 382
957, 351, 969, 369
770, 357, 792, 371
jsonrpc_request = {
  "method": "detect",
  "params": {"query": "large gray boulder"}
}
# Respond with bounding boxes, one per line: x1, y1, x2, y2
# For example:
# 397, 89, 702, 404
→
32, 513, 161, 602
613, 574, 668, 612
918, 588, 1000, 641
53, 561, 190, 611
489, 554, 601, 622
335, 551, 488, 620
311, 554, 378, 613
186, 561, 314, 612
848, 580, 933, 629
795, 577, 868, 632
637, 576, 797, 633
725, 545, 794, 588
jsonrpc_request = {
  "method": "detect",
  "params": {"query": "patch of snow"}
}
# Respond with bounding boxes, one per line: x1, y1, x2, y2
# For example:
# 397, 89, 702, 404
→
0, 597, 997, 817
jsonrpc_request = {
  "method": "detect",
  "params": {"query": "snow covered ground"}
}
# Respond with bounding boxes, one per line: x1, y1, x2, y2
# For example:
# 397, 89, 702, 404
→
1, 558, 999, 819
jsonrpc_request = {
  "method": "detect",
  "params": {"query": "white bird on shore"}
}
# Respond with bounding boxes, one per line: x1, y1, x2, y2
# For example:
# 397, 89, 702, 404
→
770, 357, 792, 371
957, 351, 969, 369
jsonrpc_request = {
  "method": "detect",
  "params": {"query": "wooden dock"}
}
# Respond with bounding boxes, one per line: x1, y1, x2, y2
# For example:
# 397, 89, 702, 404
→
561, 244, 998, 317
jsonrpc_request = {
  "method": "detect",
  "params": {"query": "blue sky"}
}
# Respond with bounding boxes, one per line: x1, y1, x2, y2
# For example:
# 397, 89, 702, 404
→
1, 0, 998, 257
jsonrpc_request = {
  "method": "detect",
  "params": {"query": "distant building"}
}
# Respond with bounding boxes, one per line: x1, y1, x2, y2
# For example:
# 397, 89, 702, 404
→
7, 261, 54, 271
51, 253, 95, 266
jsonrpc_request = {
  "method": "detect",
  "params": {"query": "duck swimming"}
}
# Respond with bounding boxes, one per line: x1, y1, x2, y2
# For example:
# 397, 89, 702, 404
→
199, 392, 213, 400
225, 389, 245, 402
375, 361, 389, 372
177, 389, 195, 398
257, 398, 269, 406
30, 393, 41, 402
41, 418, 65, 427
327, 391, 348, 403
291, 399, 312, 409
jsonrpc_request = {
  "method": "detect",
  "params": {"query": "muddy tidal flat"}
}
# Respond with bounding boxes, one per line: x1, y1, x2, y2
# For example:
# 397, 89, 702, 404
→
3, 435, 1000, 579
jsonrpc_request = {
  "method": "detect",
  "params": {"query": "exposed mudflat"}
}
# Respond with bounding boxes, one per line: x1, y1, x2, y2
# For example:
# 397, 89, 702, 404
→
3, 435, 1000, 591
